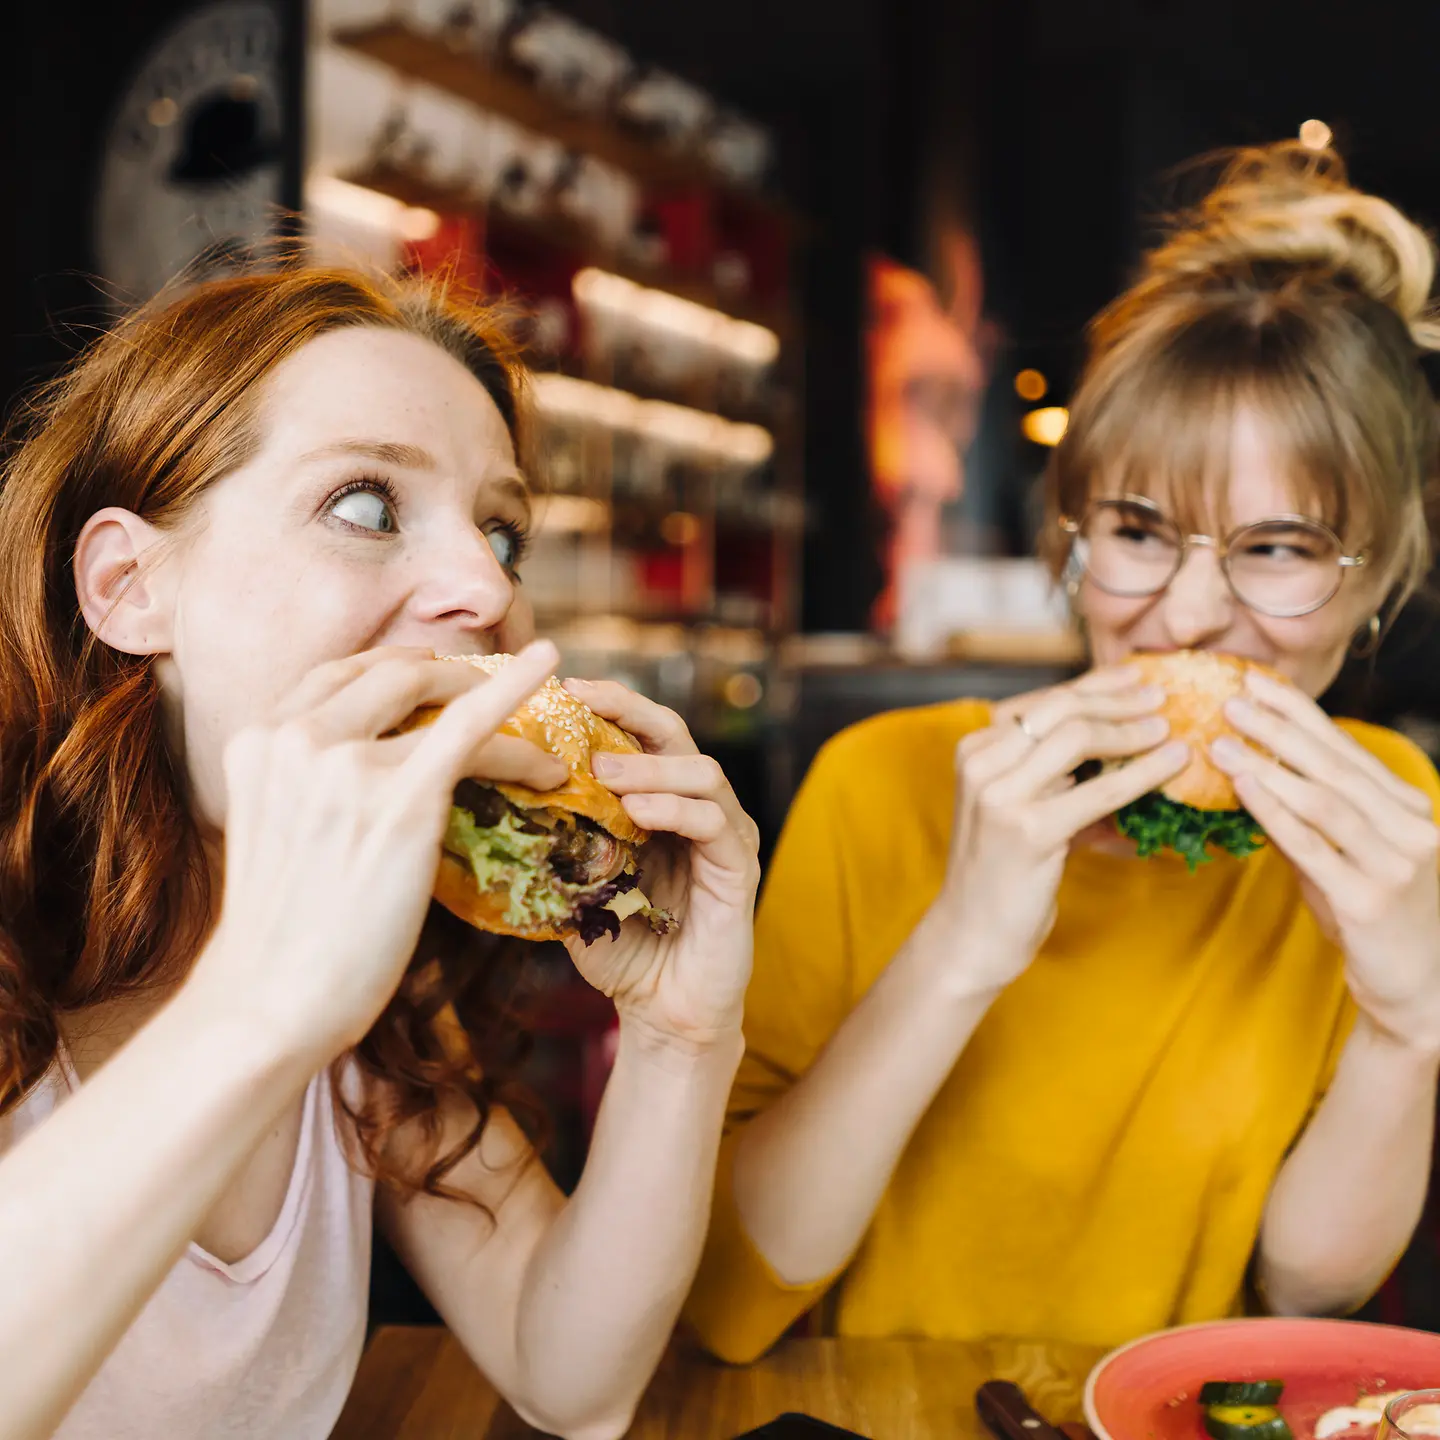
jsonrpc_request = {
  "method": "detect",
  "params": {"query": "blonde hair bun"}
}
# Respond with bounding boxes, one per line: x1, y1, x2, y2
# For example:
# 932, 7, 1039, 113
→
1145, 141, 1440, 350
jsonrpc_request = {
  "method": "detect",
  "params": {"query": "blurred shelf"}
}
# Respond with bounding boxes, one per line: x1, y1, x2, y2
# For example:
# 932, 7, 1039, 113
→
333, 22, 789, 208
342, 161, 789, 333
941, 627, 1087, 666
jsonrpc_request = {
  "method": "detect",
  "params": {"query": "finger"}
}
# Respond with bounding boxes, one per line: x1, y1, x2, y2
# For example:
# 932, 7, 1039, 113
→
592, 751, 727, 799
1017, 684, 1166, 739
561, 678, 697, 756
1074, 662, 1146, 694
1241, 670, 1432, 818
1226, 694, 1434, 823
623, 793, 751, 875
274, 646, 438, 724
382, 731, 568, 791
1231, 771, 1365, 899
1037, 741, 1191, 841
304, 654, 495, 744
990, 664, 1144, 727
956, 720, 1047, 794
988, 714, 1171, 803
401, 641, 560, 795
1212, 739, 1436, 877
590, 750, 752, 838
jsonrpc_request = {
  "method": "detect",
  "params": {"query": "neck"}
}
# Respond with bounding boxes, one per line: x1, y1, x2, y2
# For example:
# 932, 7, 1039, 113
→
60, 986, 182, 1083
60, 835, 223, 1084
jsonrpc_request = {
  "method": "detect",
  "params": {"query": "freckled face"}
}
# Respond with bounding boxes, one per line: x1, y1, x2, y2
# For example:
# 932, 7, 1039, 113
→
151, 326, 534, 828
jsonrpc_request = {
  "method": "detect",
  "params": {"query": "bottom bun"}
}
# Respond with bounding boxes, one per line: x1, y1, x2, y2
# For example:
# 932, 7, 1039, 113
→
432, 853, 569, 943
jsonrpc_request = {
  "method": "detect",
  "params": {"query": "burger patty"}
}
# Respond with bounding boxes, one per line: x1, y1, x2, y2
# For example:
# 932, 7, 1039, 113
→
550, 824, 625, 888
452, 780, 628, 889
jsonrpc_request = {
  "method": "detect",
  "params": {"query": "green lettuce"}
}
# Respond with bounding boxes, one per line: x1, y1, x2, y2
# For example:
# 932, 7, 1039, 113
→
1115, 792, 1265, 872
443, 805, 573, 927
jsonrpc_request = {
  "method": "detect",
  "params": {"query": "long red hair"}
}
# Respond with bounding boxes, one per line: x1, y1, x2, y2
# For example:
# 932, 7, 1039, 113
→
0, 266, 545, 1198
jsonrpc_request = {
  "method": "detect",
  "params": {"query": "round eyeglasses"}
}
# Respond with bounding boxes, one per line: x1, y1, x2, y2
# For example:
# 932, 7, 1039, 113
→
1059, 496, 1368, 619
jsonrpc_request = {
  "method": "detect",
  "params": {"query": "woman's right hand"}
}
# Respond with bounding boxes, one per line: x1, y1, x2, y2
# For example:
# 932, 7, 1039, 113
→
188, 642, 566, 1065
933, 664, 1189, 993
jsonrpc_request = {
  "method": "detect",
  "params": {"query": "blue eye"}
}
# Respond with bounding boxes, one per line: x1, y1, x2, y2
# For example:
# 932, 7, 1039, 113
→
486, 525, 525, 570
329, 486, 397, 533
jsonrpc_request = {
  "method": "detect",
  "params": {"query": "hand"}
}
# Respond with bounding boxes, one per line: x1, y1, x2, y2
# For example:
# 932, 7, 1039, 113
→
191, 644, 566, 1063
937, 665, 1189, 992
557, 679, 761, 1053
1210, 669, 1440, 1051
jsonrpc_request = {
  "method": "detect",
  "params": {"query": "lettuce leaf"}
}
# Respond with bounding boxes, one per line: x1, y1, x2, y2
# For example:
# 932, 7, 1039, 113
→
443, 806, 572, 927
1115, 792, 1265, 872
444, 804, 676, 941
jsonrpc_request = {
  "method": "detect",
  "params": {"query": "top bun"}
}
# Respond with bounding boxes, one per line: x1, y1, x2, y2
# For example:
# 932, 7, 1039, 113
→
1137, 142, 1440, 351
1131, 650, 1282, 811
397, 653, 649, 845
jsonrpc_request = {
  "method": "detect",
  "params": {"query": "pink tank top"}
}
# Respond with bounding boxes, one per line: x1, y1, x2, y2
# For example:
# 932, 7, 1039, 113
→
0, 1046, 374, 1438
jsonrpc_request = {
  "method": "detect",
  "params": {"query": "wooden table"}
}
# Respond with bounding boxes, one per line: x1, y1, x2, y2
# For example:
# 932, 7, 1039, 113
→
330, 1326, 1106, 1440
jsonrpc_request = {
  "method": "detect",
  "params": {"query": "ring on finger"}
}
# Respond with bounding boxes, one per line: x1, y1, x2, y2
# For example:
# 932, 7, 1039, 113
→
1016, 713, 1043, 742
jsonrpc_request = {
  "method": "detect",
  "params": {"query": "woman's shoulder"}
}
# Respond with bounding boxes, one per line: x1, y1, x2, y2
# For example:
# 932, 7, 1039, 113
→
804, 698, 994, 806
0, 1063, 66, 1156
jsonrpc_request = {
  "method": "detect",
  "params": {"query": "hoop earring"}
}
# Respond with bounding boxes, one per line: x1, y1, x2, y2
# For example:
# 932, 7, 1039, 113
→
1350, 613, 1382, 659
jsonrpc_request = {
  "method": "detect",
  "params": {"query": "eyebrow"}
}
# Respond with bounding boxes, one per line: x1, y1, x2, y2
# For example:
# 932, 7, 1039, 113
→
303, 439, 438, 469
304, 438, 534, 510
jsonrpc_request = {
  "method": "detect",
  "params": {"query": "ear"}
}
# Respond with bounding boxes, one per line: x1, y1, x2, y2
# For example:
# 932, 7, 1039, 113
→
74, 508, 175, 656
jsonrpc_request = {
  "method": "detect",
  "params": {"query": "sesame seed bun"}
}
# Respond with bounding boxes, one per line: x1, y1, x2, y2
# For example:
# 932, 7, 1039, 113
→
1129, 650, 1281, 810
395, 653, 649, 847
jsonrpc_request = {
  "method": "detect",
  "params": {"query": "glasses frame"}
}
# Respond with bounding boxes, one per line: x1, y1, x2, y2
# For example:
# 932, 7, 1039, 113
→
1059, 493, 1369, 618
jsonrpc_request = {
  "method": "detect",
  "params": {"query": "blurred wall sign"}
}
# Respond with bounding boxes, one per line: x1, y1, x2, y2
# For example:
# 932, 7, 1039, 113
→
94, 0, 287, 302
866, 249, 990, 633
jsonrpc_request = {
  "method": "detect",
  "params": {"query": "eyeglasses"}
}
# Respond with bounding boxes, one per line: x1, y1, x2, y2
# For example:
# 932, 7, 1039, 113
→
1059, 495, 1368, 618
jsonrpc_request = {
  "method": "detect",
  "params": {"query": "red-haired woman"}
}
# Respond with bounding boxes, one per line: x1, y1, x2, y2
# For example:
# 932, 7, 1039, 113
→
0, 269, 759, 1439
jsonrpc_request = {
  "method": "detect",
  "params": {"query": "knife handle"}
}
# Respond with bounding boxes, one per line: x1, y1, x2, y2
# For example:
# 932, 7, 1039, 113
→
976, 1380, 1066, 1440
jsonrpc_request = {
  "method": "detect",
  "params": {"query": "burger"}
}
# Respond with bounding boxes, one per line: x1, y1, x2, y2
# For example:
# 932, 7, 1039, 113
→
1112, 650, 1272, 870
397, 654, 675, 944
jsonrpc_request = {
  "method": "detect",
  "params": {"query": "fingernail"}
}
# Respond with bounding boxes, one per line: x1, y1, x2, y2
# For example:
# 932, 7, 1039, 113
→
592, 753, 624, 778
1210, 736, 1244, 768
564, 677, 592, 692
1245, 669, 1283, 694
1138, 686, 1165, 707
1142, 716, 1169, 739
1160, 741, 1189, 764
1225, 697, 1256, 724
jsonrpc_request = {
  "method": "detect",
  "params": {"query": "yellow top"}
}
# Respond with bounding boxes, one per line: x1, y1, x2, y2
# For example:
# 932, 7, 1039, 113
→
684, 699, 1440, 1362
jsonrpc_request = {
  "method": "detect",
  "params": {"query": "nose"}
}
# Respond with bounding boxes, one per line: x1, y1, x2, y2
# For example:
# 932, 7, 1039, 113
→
409, 526, 515, 638
1158, 540, 1235, 647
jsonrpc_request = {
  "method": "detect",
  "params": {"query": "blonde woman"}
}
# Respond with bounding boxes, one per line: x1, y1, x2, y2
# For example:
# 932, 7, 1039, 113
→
685, 143, 1440, 1359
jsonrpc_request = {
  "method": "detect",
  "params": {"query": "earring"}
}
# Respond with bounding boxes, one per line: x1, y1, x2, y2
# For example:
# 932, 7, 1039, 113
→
1062, 552, 1083, 605
1350, 613, 1382, 659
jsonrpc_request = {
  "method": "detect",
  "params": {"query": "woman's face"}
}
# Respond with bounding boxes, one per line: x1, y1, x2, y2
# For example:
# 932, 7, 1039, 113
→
137, 326, 533, 830
1077, 407, 1384, 697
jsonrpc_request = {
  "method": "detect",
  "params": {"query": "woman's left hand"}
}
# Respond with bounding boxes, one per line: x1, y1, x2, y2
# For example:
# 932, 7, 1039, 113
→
557, 679, 761, 1053
1211, 668, 1440, 1049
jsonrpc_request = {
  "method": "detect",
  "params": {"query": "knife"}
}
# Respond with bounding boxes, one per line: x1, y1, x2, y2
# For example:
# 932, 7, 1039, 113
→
977, 1380, 1089, 1440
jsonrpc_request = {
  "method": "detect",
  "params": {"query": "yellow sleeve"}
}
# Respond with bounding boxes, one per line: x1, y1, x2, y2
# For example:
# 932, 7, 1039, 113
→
682, 733, 857, 1362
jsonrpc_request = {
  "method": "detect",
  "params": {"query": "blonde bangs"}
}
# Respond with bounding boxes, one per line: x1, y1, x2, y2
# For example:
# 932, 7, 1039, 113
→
1048, 300, 1417, 589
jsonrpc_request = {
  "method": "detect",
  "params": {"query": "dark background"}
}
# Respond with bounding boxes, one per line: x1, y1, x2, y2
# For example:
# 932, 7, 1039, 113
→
11, 0, 1440, 652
